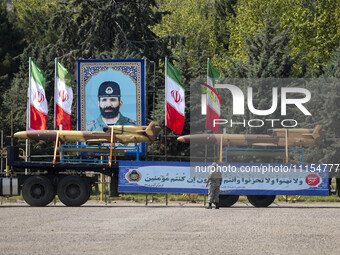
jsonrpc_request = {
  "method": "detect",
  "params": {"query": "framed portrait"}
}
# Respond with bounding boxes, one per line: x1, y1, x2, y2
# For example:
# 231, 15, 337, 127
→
77, 59, 146, 156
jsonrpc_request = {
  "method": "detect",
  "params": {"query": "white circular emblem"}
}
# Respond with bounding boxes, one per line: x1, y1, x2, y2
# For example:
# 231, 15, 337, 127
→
105, 86, 113, 94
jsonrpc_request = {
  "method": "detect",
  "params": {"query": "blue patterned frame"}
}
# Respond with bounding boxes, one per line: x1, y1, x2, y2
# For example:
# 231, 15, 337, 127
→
77, 59, 146, 156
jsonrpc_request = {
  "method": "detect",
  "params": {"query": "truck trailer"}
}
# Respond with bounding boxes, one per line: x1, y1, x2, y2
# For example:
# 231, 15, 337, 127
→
1, 146, 339, 207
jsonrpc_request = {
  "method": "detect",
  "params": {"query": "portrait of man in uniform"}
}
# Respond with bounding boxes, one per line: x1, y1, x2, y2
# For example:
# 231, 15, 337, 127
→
78, 59, 145, 154
87, 81, 136, 131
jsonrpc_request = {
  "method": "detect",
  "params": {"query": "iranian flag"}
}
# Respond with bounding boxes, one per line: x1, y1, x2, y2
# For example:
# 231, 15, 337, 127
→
29, 60, 47, 130
165, 60, 185, 134
55, 61, 73, 130
206, 59, 221, 132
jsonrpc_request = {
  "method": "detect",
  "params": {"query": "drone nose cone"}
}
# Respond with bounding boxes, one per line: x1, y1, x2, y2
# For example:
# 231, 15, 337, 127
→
177, 136, 187, 143
14, 131, 28, 139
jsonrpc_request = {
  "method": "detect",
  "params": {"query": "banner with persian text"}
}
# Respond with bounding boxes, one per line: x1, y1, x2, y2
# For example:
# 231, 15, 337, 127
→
118, 161, 329, 196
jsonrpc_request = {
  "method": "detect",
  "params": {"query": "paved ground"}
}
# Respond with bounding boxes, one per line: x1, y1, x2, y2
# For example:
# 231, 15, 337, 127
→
0, 200, 340, 255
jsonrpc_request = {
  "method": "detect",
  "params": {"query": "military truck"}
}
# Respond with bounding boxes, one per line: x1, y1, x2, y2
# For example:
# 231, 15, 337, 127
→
0, 146, 119, 206
1, 145, 338, 207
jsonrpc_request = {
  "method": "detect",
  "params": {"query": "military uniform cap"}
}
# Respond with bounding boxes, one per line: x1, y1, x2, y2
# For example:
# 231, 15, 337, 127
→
98, 81, 121, 97
211, 162, 218, 168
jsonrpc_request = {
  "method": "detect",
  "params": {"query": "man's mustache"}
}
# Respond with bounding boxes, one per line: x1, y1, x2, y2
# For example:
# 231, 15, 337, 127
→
103, 107, 115, 112
100, 106, 120, 118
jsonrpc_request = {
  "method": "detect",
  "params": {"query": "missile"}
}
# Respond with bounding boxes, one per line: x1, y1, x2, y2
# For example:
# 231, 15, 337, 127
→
177, 125, 325, 147
14, 121, 161, 144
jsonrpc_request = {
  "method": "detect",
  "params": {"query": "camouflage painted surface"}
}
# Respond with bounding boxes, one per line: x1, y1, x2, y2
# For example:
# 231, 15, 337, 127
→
14, 122, 161, 144
178, 125, 325, 147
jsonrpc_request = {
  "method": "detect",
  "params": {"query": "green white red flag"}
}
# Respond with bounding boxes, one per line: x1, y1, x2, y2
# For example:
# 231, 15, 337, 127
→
206, 59, 221, 132
55, 61, 73, 130
165, 60, 185, 134
29, 60, 47, 130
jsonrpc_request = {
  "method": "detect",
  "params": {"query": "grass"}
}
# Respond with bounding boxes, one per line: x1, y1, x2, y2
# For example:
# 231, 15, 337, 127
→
2, 192, 340, 204
285, 195, 340, 202
91, 193, 340, 203
91, 193, 204, 203
0, 196, 23, 203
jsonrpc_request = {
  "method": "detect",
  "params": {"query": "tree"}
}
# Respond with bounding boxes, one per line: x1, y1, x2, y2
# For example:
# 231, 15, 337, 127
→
279, 0, 340, 73
225, 14, 299, 78
2, 44, 58, 152
49, 0, 171, 70
0, 0, 25, 134
49, 0, 174, 136
153, 0, 220, 69
219, 14, 304, 143
11, 0, 62, 46
226, 0, 340, 75
318, 47, 340, 164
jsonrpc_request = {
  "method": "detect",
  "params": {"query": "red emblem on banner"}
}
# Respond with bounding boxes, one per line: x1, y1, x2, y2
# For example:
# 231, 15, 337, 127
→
34, 91, 45, 103
59, 90, 69, 102
305, 174, 320, 186
171, 90, 182, 103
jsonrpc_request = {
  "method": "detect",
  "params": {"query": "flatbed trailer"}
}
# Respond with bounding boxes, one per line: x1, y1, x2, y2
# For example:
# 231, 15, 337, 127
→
1, 146, 119, 206
1, 146, 339, 207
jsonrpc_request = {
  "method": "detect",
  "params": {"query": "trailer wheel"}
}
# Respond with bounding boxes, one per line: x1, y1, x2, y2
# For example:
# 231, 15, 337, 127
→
57, 176, 89, 206
219, 195, 239, 207
247, 195, 276, 207
22, 176, 55, 206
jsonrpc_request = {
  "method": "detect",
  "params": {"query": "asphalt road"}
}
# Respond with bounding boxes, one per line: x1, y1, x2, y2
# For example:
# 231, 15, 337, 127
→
0, 200, 340, 255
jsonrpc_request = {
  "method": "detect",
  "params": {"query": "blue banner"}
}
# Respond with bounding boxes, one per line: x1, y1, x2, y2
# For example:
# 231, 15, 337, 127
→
118, 161, 329, 196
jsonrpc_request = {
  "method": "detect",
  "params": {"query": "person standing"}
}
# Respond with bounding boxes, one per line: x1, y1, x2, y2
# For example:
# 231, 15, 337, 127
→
206, 162, 222, 209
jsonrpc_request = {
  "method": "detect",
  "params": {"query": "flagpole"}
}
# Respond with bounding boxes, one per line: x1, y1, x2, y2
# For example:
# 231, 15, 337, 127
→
207, 58, 209, 84
27, 58, 31, 132
165, 57, 167, 127
54, 58, 57, 129
26, 58, 31, 168
164, 57, 167, 160
205, 58, 209, 160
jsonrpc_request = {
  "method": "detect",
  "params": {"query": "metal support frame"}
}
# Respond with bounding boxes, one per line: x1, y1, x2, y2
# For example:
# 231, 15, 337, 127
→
60, 144, 140, 163
225, 148, 304, 164
225, 147, 305, 202
109, 126, 115, 166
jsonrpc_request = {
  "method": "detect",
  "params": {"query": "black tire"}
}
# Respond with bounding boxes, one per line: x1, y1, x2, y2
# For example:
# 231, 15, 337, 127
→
219, 195, 239, 207
57, 176, 90, 206
247, 195, 276, 207
22, 176, 55, 206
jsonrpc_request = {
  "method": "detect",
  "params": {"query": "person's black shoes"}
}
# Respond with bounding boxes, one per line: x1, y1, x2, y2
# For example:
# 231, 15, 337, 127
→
206, 203, 220, 209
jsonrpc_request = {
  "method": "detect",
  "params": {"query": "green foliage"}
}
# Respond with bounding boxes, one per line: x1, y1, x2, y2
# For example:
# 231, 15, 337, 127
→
225, 14, 299, 78
0, 0, 25, 134
279, 0, 340, 73
11, 0, 62, 46
212, 0, 237, 55
318, 48, 340, 164
50, 0, 171, 67
226, 0, 340, 75
2, 43, 58, 152
48, 0, 174, 139
153, 0, 214, 55
153, 0, 217, 72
